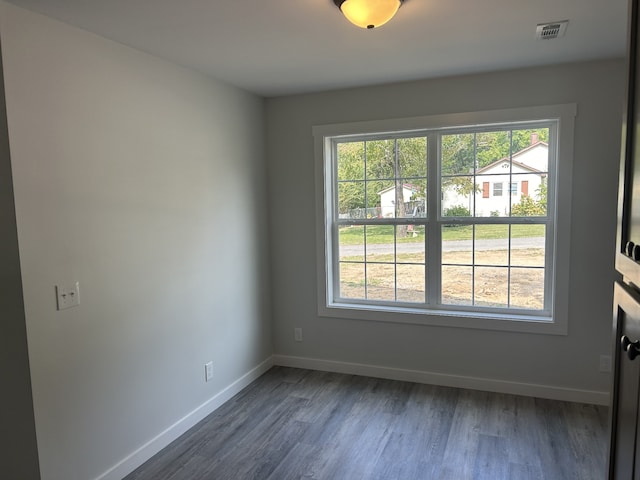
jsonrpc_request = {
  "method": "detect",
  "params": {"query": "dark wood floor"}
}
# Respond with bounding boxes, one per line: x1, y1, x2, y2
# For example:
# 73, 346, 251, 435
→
125, 367, 609, 480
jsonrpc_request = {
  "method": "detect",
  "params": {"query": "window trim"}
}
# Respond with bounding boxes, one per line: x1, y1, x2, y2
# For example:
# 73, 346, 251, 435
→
313, 104, 576, 335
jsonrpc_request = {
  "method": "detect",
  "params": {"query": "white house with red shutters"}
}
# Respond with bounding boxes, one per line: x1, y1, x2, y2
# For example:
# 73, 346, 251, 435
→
442, 140, 548, 217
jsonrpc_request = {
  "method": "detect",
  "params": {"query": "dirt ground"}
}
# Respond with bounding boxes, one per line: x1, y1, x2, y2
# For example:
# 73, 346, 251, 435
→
339, 249, 545, 309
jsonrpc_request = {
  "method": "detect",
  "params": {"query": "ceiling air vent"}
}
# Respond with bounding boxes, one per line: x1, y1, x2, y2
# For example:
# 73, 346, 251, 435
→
535, 20, 569, 40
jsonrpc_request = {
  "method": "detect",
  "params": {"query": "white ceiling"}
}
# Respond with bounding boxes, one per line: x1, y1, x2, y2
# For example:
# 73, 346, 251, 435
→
5, 0, 628, 97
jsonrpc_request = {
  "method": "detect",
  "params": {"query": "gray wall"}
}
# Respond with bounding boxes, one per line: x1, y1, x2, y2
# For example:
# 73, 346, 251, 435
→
0, 33, 40, 480
1, 4, 271, 479
267, 60, 624, 397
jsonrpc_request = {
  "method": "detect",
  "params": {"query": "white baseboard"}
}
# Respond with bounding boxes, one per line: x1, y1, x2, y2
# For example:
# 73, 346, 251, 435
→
272, 354, 609, 406
94, 356, 274, 480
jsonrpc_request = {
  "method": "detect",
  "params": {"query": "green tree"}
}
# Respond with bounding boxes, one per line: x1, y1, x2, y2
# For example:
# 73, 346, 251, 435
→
441, 133, 478, 197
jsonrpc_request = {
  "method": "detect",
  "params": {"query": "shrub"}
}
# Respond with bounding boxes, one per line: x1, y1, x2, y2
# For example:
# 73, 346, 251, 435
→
443, 205, 471, 217
511, 194, 546, 216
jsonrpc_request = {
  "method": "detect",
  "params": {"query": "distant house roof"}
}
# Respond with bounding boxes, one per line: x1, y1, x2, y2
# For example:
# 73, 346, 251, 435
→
513, 140, 548, 157
377, 183, 421, 196
477, 158, 542, 174
476, 141, 548, 174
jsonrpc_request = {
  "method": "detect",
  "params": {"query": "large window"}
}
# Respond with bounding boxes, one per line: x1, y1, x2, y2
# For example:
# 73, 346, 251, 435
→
314, 105, 576, 334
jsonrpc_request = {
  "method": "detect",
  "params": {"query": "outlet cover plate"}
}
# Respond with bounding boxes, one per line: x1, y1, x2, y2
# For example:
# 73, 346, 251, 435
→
205, 361, 213, 382
599, 355, 612, 373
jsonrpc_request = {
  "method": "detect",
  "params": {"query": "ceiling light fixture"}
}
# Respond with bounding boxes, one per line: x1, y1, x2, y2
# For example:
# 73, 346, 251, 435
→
333, 0, 403, 29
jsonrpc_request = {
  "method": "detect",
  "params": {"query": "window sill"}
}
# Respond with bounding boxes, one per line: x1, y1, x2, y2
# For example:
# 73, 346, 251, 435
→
319, 302, 567, 335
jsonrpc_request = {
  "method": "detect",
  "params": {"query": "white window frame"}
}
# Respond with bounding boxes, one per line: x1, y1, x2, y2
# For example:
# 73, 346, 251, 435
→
313, 104, 576, 335
493, 182, 503, 197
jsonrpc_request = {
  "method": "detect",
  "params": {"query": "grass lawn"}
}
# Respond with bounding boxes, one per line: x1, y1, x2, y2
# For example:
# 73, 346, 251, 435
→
339, 223, 545, 245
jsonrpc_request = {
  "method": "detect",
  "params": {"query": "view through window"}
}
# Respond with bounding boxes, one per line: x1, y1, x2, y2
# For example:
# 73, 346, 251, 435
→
329, 124, 554, 317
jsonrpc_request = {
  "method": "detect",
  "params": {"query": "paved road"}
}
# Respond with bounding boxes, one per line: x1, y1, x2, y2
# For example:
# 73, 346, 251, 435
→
340, 237, 544, 256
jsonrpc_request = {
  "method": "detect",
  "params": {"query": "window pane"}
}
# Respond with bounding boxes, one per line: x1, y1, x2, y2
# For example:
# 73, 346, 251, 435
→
366, 225, 395, 262
442, 176, 474, 217
397, 225, 425, 263
337, 141, 364, 181
442, 265, 472, 305
475, 131, 511, 169
365, 140, 395, 180
338, 181, 365, 218
475, 266, 508, 308
398, 137, 427, 178
442, 225, 473, 264
339, 226, 363, 262
475, 131, 512, 217
403, 179, 427, 218
442, 249, 472, 266
474, 224, 509, 266
379, 181, 425, 219
511, 225, 545, 267
396, 264, 425, 303
339, 262, 365, 299
372, 180, 395, 217
511, 174, 547, 217
442, 133, 475, 175
511, 128, 549, 173
510, 267, 544, 310
367, 263, 395, 301
475, 174, 509, 217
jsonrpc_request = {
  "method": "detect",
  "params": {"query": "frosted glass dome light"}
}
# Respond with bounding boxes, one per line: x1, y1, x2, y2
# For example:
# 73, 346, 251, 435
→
334, 0, 403, 29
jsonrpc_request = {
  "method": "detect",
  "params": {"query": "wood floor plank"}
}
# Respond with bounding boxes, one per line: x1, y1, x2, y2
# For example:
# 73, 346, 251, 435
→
440, 388, 485, 478
124, 366, 608, 480
505, 395, 543, 469
296, 374, 371, 446
507, 462, 545, 480
265, 442, 323, 480
534, 397, 585, 480
373, 383, 458, 476
473, 434, 509, 480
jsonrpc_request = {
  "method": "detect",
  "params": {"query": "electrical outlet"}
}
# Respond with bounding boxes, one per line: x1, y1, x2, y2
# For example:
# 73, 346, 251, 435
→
599, 355, 612, 373
205, 361, 213, 382
294, 328, 303, 342
55, 282, 80, 310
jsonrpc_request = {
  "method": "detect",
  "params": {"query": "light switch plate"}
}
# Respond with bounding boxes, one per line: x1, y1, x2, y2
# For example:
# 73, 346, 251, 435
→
56, 282, 80, 310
